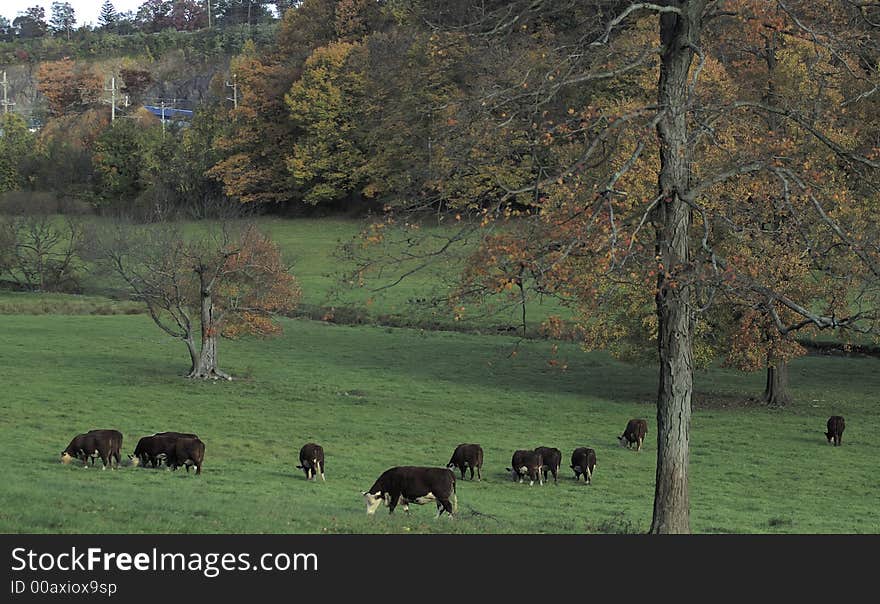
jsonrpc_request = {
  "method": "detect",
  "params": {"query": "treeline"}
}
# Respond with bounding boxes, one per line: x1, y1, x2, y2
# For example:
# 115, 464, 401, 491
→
0, 23, 279, 65
1, 1, 283, 44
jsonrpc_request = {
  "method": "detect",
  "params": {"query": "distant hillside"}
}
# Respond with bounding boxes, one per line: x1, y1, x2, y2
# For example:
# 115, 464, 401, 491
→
0, 24, 278, 123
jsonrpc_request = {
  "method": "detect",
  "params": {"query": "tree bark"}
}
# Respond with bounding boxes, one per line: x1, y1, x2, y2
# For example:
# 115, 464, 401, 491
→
187, 284, 232, 380
649, 1, 704, 535
763, 360, 792, 407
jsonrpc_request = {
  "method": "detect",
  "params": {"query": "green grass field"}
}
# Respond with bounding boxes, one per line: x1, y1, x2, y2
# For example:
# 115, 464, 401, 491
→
1, 310, 878, 534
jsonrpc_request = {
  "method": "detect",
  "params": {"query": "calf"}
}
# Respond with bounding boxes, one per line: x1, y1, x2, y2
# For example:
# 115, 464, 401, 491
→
570, 447, 597, 484
825, 416, 845, 446
506, 450, 543, 486
60, 429, 122, 469
362, 467, 457, 518
446, 443, 483, 481
534, 446, 562, 483
296, 443, 325, 481
618, 419, 648, 451
166, 437, 205, 475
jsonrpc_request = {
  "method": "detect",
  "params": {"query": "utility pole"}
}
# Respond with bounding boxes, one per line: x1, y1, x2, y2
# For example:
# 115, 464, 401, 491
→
207, 0, 212, 29
226, 73, 238, 109
0, 71, 14, 115
160, 100, 166, 136
104, 76, 117, 121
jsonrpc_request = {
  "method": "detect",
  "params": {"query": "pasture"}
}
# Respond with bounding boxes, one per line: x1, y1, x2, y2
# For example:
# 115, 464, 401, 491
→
1, 309, 878, 534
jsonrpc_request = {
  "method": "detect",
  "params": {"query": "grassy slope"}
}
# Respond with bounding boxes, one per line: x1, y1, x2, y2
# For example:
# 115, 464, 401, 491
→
1, 313, 877, 534
68, 216, 564, 332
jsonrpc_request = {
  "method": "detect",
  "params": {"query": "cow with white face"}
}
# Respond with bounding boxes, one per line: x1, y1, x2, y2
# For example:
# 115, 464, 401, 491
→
362, 466, 457, 518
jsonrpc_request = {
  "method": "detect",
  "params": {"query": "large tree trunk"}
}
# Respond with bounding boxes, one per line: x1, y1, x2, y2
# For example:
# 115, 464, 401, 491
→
187, 287, 232, 380
763, 361, 792, 407
649, 1, 704, 535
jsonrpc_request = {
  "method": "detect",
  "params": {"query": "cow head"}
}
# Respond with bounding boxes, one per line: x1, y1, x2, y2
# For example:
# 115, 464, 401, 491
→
128, 454, 141, 467
824, 432, 833, 444
60, 452, 73, 464
362, 491, 385, 515
617, 435, 628, 447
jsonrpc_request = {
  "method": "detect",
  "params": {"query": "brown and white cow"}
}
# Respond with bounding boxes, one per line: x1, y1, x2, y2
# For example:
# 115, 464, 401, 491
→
618, 419, 648, 451
166, 437, 205, 475
534, 446, 562, 483
825, 416, 845, 447
570, 447, 597, 484
446, 443, 483, 481
130, 432, 199, 468
296, 443, 325, 481
60, 429, 123, 469
362, 467, 457, 518
507, 450, 543, 486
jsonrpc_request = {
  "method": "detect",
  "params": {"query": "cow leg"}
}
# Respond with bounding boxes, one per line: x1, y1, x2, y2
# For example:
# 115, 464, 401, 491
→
317, 461, 325, 481
477, 466, 482, 481
460, 465, 466, 480
585, 467, 592, 485
388, 491, 399, 514
436, 499, 453, 519
195, 463, 201, 475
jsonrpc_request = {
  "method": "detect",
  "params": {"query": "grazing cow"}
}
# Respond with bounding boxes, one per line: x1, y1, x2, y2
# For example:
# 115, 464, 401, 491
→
506, 450, 544, 486
825, 416, 845, 447
296, 443, 325, 481
166, 437, 205, 475
362, 467, 457, 517
618, 419, 648, 451
130, 432, 199, 468
570, 447, 597, 484
534, 446, 562, 483
446, 443, 483, 481
60, 429, 123, 469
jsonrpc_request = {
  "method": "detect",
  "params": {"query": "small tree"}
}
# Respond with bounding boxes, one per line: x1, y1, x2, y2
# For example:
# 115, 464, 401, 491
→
13, 6, 48, 39
49, 2, 76, 41
0, 214, 84, 292
98, 1, 118, 31
94, 219, 300, 379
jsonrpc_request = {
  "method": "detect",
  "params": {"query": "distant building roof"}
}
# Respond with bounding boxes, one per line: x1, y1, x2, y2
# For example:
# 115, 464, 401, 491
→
143, 105, 194, 120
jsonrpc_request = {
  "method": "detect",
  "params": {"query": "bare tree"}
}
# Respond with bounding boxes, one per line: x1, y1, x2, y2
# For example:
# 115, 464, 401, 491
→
92, 218, 300, 379
0, 214, 84, 292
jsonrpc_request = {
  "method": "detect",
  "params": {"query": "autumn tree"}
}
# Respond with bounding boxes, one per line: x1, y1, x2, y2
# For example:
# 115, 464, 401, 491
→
285, 41, 368, 205
93, 219, 301, 379
37, 58, 103, 116
353, 1, 880, 534
135, 0, 172, 32
208, 1, 339, 206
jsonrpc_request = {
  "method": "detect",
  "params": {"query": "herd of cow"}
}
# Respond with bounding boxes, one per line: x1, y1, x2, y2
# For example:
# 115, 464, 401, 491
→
60, 430, 205, 474
59, 415, 846, 519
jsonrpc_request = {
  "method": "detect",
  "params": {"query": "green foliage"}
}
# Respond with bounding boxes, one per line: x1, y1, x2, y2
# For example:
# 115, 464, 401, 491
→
0, 114, 35, 194
286, 41, 368, 205
92, 117, 163, 206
